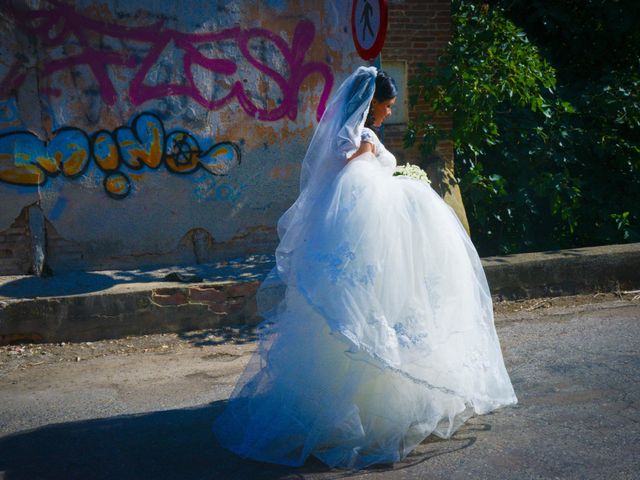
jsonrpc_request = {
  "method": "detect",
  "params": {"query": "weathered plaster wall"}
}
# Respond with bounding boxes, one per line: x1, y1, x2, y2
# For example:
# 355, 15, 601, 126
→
0, 0, 363, 273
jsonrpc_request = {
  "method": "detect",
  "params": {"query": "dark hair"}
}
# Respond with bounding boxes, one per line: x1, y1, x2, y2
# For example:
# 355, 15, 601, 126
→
365, 70, 397, 127
373, 70, 398, 102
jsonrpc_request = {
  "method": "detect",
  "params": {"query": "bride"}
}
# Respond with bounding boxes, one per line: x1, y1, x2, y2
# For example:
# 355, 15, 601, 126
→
213, 66, 517, 469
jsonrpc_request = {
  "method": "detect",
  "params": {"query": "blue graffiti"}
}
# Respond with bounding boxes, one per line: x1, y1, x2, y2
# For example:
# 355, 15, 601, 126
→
0, 112, 241, 199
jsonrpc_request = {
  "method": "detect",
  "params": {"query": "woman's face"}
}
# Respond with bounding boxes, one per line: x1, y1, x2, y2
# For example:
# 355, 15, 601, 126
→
371, 97, 396, 127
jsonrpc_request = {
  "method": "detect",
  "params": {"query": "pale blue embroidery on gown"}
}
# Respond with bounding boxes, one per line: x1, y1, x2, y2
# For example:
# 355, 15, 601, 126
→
213, 70, 517, 470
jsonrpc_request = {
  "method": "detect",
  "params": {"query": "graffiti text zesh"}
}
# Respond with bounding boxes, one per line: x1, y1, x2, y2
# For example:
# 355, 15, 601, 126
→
1, 0, 334, 122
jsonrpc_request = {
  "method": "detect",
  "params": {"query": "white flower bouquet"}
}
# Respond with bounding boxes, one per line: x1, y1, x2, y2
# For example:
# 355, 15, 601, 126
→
393, 163, 431, 186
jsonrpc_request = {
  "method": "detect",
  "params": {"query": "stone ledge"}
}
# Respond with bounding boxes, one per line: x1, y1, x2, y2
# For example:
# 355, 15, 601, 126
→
483, 243, 640, 300
0, 281, 261, 345
1, 243, 639, 345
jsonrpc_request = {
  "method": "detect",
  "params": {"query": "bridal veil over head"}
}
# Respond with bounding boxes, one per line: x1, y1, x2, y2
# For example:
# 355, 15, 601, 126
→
265, 66, 377, 294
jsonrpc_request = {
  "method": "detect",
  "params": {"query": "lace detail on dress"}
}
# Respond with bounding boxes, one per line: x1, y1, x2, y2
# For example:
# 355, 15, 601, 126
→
361, 127, 375, 144
360, 127, 396, 170
361, 127, 379, 154
310, 242, 356, 284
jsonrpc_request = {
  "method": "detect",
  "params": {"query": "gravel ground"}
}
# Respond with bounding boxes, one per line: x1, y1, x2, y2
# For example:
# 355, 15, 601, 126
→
2, 291, 638, 377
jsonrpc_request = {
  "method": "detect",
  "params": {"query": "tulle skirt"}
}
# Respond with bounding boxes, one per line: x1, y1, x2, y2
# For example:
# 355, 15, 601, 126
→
213, 153, 517, 469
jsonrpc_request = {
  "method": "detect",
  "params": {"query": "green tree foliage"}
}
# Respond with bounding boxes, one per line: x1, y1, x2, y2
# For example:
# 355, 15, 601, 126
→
406, 0, 640, 255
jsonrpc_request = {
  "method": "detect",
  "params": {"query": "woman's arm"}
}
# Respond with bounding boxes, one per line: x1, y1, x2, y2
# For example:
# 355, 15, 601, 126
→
347, 141, 374, 162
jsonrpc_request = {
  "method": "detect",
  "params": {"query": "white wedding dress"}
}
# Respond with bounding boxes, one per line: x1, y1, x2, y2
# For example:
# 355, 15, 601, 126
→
213, 67, 517, 469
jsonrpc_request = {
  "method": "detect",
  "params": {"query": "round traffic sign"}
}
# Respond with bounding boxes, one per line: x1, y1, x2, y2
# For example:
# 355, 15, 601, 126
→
351, 0, 388, 60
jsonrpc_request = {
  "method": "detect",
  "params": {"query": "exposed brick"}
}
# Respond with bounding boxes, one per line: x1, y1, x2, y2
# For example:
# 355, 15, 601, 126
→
0, 257, 27, 268
226, 301, 246, 315
154, 287, 187, 296
381, 0, 453, 165
0, 206, 31, 275
189, 285, 227, 303
6, 233, 28, 240
151, 290, 189, 306
225, 281, 261, 298
206, 303, 231, 315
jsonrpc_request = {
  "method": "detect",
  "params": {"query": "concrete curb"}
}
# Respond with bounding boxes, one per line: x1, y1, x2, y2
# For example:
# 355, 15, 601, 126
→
1, 243, 639, 345
483, 242, 640, 299
0, 282, 260, 345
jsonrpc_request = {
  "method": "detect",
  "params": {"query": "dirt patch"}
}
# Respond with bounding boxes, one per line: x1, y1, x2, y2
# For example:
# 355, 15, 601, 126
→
2, 291, 639, 377
0, 325, 258, 377
493, 290, 640, 315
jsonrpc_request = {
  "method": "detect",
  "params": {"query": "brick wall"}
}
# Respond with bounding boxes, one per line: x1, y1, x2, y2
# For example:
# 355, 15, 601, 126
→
382, 0, 452, 167
0, 207, 31, 275
45, 220, 86, 273
381, 0, 469, 231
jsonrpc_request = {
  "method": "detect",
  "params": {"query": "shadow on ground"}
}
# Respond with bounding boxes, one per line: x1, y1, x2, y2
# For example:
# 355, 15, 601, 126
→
0, 272, 120, 299
0, 402, 485, 480
0, 255, 275, 300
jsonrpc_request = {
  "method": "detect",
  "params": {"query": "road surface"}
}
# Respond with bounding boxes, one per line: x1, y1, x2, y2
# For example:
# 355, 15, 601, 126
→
0, 293, 638, 479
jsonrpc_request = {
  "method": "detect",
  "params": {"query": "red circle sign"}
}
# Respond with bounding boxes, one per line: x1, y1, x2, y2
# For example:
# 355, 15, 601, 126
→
351, 0, 388, 60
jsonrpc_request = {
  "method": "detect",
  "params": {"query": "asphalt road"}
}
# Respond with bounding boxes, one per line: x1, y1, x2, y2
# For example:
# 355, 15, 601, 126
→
0, 294, 638, 479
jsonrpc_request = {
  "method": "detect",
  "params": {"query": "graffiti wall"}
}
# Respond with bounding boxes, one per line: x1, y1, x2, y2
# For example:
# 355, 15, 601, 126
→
0, 0, 361, 272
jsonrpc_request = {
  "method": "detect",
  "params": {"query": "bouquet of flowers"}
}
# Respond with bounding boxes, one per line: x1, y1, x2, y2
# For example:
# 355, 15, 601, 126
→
393, 163, 431, 186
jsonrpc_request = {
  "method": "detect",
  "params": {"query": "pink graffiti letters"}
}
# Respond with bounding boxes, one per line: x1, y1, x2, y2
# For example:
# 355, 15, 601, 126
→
2, 0, 334, 121
0, 112, 241, 199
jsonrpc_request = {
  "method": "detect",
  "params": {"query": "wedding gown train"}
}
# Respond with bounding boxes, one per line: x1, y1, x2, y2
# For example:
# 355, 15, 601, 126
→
213, 68, 517, 469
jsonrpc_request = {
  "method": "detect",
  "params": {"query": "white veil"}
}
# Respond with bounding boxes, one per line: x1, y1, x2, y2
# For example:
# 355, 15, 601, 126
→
257, 66, 377, 316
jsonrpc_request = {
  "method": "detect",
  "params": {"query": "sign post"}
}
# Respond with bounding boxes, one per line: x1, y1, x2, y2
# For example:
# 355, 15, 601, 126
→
351, 0, 388, 61
351, 0, 388, 137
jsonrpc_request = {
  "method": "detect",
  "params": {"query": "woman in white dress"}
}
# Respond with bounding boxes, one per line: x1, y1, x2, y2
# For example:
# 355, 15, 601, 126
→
213, 66, 517, 469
